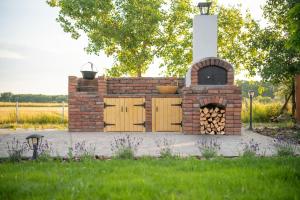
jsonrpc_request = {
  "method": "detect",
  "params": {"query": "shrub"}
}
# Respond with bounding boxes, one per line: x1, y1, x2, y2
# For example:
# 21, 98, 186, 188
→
111, 135, 143, 159
73, 141, 96, 161
241, 139, 260, 157
274, 136, 297, 156
6, 137, 29, 162
196, 138, 220, 159
242, 99, 283, 123
37, 140, 53, 161
155, 138, 174, 158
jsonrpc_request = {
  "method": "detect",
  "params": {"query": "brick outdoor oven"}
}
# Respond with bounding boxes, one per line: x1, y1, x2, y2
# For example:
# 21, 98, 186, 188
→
68, 7, 242, 135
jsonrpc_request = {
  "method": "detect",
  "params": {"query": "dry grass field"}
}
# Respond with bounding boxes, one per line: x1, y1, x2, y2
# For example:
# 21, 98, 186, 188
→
0, 102, 68, 129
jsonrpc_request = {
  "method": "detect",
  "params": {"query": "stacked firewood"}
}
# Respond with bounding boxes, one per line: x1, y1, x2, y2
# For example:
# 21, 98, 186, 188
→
200, 107, 225, 135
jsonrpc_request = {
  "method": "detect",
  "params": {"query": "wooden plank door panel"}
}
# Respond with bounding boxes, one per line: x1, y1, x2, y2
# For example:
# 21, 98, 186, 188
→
104, 98, 145, 132
124, 98, 145, 132
152, 98, 182, 132
104, 98, 124, 132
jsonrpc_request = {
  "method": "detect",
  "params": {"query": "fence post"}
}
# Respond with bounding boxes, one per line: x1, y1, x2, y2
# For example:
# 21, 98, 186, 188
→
16, 100, 19, 124
62, 101, 65, 123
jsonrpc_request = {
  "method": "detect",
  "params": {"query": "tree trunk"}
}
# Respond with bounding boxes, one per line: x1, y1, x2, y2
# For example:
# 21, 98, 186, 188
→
280, 91, 292, 114
292, 79, 296, 116
137, 67, 142, 77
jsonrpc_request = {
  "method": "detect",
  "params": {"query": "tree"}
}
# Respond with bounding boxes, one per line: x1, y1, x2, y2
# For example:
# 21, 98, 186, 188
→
251, 0, 300, 115
48, 0, 193, 77
48, 0, 260, 77
159, 2, 263, 77
287, 0, 300, 52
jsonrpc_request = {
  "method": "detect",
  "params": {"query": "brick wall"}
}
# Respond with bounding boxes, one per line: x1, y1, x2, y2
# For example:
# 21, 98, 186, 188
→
182, 85, 242, 135
69, 72, 241, 134
69, 76, 183, 132
106, 77, 184, 94
68, 76, 103, 132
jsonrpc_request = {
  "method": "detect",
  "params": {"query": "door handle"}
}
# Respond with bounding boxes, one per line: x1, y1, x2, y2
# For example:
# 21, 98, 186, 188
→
156, 106, 158, 112
121, 106, 123, 112
125, 107, 128, 112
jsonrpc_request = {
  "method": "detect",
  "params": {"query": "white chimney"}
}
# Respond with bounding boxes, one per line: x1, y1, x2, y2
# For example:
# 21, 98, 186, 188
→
193, 15, 217, 63
185, 14, 218, 87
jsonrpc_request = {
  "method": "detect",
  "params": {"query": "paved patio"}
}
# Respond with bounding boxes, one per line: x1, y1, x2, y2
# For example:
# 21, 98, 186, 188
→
0, 128, 297, 158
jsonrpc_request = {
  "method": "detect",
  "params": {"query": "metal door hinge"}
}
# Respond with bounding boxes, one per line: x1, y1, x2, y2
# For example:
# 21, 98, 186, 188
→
171, 102, 182, 107
133, 102, 146, 108
133, 121, 146, 127
171, 121, 182, 127
104, 103, 116, 108
104, 122, 115, 127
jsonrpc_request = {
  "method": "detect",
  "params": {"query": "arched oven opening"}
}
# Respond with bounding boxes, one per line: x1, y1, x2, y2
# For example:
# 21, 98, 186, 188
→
198, 65, 227, 85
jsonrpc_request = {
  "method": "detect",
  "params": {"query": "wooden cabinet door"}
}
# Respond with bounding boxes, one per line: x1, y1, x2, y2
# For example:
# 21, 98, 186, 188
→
104, 98, 145, 132
104, 98, 125, 132
152, 98, 182, 132
124, 98, 145, 132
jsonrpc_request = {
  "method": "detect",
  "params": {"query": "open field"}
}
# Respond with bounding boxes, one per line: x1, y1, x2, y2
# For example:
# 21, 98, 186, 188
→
0, 157, 299, 200
0, 103, 67, 129
0, 102, 67, 107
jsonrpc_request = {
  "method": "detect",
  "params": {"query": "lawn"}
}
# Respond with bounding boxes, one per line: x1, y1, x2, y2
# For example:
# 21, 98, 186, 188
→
0, 157, 299, 200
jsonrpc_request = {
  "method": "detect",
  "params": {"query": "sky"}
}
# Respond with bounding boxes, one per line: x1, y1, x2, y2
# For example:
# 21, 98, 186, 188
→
0, 0, 266, 95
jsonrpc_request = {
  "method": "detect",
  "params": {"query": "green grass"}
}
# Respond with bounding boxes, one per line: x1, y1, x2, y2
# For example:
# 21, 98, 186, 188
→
0, 157, 299, 200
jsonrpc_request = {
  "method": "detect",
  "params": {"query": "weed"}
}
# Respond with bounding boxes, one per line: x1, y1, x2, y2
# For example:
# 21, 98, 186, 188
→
111, 135, 143, 159
196, 138, 220, 159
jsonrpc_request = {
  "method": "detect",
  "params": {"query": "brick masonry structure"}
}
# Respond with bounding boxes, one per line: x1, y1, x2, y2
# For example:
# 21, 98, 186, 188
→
69, 77, 184, 132
68, 57, 241, 134
182, 57, 242, 135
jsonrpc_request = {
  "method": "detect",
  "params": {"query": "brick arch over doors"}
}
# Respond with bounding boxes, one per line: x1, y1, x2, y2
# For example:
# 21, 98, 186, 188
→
190, 57, 234, 86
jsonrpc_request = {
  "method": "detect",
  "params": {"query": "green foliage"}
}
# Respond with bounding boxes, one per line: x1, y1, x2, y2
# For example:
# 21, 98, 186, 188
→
110, 135, 143, 159
247, 0, 300, 112
287, 1, 300, 52
114, 147, 135, 159
196, 138, 220, 159
160, 2, 263, 77
1, 158, 300, 199
274, 139, 297, 156
155, 138, 175, 158
242, 99, 282, 123
241, 139, 260, 157
236, 80, 275, 98
48, 0, 261, 77
6, 138, 29, 162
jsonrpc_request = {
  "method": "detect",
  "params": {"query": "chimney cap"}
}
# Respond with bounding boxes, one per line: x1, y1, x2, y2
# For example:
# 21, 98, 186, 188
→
197, 2, 212, 15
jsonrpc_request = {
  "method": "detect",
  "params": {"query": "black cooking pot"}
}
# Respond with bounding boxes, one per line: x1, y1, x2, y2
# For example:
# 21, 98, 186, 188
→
80, 62, 98, 80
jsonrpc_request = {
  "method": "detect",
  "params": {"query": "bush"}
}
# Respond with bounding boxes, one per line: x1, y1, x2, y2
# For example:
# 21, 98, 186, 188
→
196, 138, 220, 159
241, 139, 260, 157
111, 135, 143, 159
274, 136, 297, 156
242, 99, 283, 123
6, 137, 29, 162
37, 140, 53, 161
74, 141, 96, 161
155, 138, 174, 158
